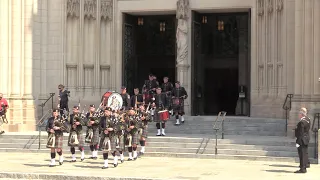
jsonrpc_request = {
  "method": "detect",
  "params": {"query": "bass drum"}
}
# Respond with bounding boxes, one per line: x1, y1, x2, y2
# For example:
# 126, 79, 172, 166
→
101, 91, 114, 106
107, 92, 124, 111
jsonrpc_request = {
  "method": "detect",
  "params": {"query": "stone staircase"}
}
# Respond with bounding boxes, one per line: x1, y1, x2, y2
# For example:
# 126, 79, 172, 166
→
0, 116, 317, 163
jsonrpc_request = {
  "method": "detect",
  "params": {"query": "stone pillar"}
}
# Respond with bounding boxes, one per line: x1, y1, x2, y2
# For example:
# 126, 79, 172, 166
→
318, 129, 320, 164
0, 0, 36, 132
235, 16, 249, 115
176, 0, 191, 114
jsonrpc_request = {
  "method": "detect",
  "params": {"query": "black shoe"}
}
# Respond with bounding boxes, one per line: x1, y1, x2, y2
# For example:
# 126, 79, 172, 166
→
59, 162, 63, 165
181, 121, 185, 124
161, 134, 165, 136
114, 163, 118, 167
120, 160, 124, 163
294, 169, 306, 173
81, 158, 84, 162
71, 160, 76, 162
102, 166, 108, 169
133, 157, 137, 161
93, 157, 97, 160
156, 134, 161, 136
128, 158, 133, 161
49, 165, 55, 167
0, 131, 4, 135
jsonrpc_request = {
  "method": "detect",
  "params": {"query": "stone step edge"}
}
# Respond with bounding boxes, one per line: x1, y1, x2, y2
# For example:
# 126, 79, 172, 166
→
0, 172, 160, 180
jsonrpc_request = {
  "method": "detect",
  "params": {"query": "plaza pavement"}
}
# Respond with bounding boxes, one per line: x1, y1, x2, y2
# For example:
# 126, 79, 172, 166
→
0, 153, 318, 180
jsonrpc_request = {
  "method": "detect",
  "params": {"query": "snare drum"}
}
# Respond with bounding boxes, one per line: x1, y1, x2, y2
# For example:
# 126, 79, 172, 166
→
158, 110, 169, 121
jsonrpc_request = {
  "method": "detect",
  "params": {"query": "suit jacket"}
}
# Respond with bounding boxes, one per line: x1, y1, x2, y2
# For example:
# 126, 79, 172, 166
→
295, 117, 310, 146
130, 94, 144, 108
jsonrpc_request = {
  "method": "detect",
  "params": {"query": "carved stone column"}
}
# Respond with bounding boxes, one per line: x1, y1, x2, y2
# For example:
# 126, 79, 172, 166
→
235, 16, 249, 115
0, 0, 36, 132
176, 0, 191, 114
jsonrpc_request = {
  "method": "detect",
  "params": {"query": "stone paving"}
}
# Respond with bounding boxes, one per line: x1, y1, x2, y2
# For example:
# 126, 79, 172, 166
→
0, 153, 318, 180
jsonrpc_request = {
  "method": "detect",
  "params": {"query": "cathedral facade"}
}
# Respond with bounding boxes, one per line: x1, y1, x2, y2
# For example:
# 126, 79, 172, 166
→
0, 0, 319, 134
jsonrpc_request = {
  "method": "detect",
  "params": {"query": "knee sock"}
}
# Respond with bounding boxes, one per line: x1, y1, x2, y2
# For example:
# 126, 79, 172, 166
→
156, 123, 160, 129
51, 152, 56, 159
112, 151, 118, 164
119, 151, 124, 161
57, 151, 63, 162
140, 140, 146, 153
133, 146, 137, 158
79, 147, 85, 159
161, 122, 165, 128
128, 147, 133, 159
103, 153, 108, 167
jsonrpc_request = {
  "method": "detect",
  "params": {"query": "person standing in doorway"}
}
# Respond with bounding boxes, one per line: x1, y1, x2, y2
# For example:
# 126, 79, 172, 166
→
58, 84, 70, 116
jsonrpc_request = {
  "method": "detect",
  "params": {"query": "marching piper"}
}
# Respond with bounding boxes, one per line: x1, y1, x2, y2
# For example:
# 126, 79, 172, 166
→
172, 81, 188, 125
99, 107, 113, 169
152, 87, 169, 136
125, 108, 139, 160
46, 109, 65, 167
68, 106, 85, 162
137, 104, 151, 156
86, 105, 100, 159
113, 110, 126, 164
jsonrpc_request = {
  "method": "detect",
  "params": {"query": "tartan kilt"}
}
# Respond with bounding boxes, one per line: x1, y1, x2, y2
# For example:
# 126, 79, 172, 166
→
68, 130, 84, 147
172, 99, 185, 115
90, 126, 100, 145
125, 132, 139, 147
109, 135, 118, 152
139, 126, 148, 139
100, 133, 111, 151
117, 135, 125, 151
54, 133, 63, 149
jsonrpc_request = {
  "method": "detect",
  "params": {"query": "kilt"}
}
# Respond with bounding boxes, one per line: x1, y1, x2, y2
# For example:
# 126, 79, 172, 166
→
172, 99, 185, 115
117, 135, 125, 151
100, 133, 111, 151
90, 126, 100, 145
68, 130, 84, 147
49, 133, 63, 149
125, 131, 139, 147
154, 109, 167, 123
139, 126, 148, 139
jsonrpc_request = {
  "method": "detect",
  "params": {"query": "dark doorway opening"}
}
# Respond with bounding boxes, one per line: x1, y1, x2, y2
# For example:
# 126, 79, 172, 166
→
122, 14, 176, 94
191, 11, 250, 116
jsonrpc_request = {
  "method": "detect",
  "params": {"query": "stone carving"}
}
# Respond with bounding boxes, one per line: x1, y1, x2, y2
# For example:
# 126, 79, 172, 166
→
176, 0, 189, 20
267, 0, 273, 14
258, 0, 264, 16
67, 0, 80, 17
84, 0, 97, 19
276, 0, 283, 12
176, 0, 189, 65
101, 0, 113, 21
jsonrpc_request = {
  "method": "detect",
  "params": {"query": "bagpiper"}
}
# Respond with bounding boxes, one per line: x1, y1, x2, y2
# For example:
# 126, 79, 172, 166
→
86, 105, 100, 159
68, 105, 85, 162
46, 109, 66, 167
172, 81, 188, 125
125, 108, 139, 160
152, 87, 169, 136
137, 104, 151, 156
99, 107, 113, 169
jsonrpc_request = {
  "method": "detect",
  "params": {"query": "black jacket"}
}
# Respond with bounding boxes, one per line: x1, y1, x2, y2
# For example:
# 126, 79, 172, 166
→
295, 117, 310, 146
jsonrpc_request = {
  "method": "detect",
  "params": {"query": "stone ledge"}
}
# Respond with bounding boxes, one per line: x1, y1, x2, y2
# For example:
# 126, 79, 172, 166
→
0, 172, 162, 180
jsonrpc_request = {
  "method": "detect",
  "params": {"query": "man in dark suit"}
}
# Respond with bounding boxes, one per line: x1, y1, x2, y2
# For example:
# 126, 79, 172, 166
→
294, 108, 310, 173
